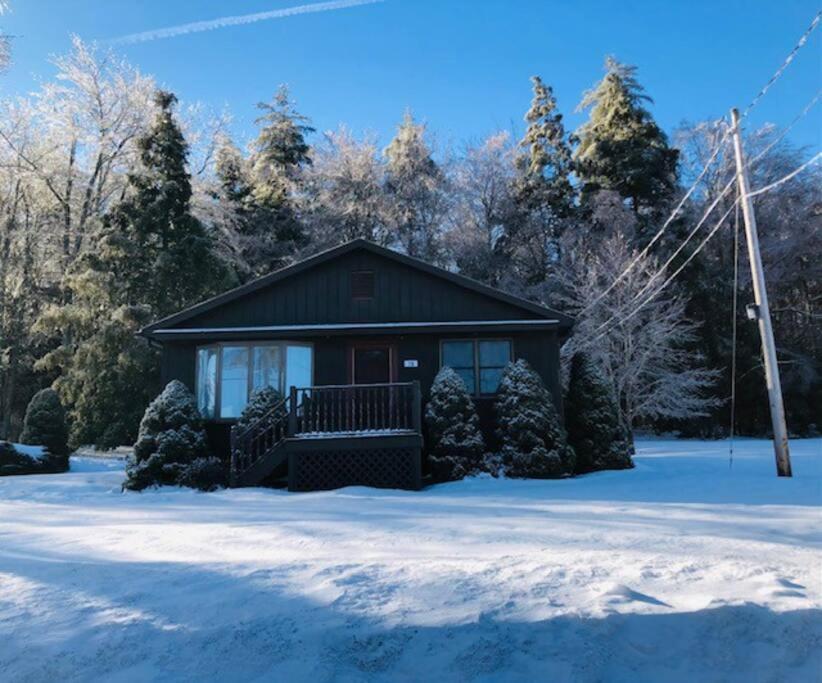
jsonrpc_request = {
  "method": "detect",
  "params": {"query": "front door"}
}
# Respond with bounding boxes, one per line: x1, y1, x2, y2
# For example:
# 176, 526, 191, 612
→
352, 344, 394, 384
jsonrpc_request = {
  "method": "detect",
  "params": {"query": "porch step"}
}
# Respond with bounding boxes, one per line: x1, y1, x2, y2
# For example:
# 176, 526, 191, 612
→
231, 441, 289, 487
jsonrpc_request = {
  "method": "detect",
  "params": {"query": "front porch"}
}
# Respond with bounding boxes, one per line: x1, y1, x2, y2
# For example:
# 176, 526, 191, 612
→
229, 381, 423, 490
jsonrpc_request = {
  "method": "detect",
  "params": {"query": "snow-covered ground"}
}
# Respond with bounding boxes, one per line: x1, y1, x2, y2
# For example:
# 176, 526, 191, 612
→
0, 438, 820, 683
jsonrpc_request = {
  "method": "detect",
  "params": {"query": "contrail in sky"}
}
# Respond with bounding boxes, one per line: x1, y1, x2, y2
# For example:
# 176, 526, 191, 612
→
110, 0, 384, 45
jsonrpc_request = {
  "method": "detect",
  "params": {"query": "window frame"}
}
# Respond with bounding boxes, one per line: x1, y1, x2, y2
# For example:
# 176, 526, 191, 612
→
195, 341, 314, 421
439, 338, 513, 397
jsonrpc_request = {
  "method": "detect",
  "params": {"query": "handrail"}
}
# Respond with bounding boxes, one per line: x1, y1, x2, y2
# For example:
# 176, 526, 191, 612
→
230, 380, 422, 485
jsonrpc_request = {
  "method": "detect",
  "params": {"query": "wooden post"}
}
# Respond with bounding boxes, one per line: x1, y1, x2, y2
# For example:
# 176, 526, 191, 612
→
229, 425, 238, 487
288, 386, 298, 437
730, 108, 792, 477
411, 380, 422, 434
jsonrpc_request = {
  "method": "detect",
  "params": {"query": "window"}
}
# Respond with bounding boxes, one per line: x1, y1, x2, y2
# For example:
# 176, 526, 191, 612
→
351, 270, 375, 299
195, 342, 313, 419
441, 339, 512, 396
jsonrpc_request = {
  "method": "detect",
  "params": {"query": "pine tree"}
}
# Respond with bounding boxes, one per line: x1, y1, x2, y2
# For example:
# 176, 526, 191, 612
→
235, 387, 285, 435
36, 90, 225, 449
574, 57, 678, 220
424, 367, 486, 482
20, 388, 70, 460
125, 380, 210, 490
495, 359, 575, 478
507, 76, 576, 285
384, 111, 446, 262
102, 90, 229, 316
565, 352, 633, 473
246, 85, 314, 274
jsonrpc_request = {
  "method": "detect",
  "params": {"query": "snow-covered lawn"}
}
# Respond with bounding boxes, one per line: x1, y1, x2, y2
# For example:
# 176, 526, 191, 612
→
1, 438, 820, 682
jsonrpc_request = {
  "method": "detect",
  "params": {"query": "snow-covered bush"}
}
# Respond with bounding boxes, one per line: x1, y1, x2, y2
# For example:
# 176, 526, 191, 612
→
235, 387, 284, 434
0, 441, 64, 475
495, 359, 575, 478
424, 367, 486, 482
20, 388, 70, 463
177, 456, 227, 492
124, 380, 210, 491
565, 352, 633, 473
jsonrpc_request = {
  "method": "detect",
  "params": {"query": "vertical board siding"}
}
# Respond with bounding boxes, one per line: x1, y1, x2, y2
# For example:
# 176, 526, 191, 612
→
176, 249, 544, 329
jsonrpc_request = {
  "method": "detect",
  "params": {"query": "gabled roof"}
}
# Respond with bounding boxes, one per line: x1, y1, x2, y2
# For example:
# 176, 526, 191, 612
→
139, 239, 573, 337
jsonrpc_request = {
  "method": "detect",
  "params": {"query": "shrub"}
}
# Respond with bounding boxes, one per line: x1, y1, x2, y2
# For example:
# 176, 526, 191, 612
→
124, 380, 209, 491
177, 457, 227, 491
565, 352, 633, 473
495, 359, 575, 478
425, 367, 486, 482
0, 441, 65, 476
235, 387, 284, 434
20, 388, 70, 462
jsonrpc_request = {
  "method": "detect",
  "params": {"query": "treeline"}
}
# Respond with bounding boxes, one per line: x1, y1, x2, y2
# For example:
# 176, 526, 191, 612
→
0, 39, 819, 449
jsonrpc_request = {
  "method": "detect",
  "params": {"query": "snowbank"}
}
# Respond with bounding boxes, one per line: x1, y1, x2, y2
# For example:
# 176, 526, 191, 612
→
0, 438, 819, 682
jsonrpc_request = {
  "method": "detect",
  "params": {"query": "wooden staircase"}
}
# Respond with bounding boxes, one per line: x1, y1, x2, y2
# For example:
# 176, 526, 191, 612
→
229, 381, 422, 488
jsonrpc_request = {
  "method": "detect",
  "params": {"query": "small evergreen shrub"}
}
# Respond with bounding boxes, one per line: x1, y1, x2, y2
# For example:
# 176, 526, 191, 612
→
425, 367, 486, 482
124, 380, 210, 491
177, 457, 227, 491
495, 359, 575, 478
565, 352, 633, 473
0, 441, 63, 476
235, 387, 284, 434
20, 388, 70, 466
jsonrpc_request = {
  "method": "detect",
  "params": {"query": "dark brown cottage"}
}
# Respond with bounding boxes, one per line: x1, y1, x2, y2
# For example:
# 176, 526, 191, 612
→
139, 239, 573, 491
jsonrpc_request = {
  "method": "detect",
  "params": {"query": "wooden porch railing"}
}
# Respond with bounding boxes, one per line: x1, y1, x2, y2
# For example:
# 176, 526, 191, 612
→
291, 381, 421, 435
230, 381, 421, 485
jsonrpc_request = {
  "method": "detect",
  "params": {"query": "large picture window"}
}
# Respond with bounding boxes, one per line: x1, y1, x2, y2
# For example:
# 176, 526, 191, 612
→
441, 339, 512, 396
195, 342, 313, 419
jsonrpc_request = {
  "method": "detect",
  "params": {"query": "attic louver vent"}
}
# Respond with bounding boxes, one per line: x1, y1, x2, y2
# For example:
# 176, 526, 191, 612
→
351, 270, 375, 299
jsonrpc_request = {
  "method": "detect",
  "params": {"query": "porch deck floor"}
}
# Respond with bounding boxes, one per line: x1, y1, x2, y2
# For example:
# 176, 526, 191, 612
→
292, 429, 419, 440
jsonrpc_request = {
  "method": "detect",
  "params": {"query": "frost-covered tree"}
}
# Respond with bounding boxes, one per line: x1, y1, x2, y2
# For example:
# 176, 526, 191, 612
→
559, 229, 719, 428
565, 352, 633, 473
447, 132, 516, 286
574, 57, 678, 220
245, 85, 313, 273
19, 387, 69, 459
303, 127, 388, 249
495, 359, 574, 478
0, 2, 11, 72
424, 367, 485, 482
384, 111, 448, 262
507, 76, 576, 285
125, 380, 210, 490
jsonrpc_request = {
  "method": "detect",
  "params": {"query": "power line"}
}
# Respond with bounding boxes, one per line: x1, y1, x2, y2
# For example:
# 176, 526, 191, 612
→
740, 10, 821, 119
585, 178, 735, 340
585, 198, 739, 349
748, 89, 822, 168
579, 10, 821, 318
747, 151, 821, 198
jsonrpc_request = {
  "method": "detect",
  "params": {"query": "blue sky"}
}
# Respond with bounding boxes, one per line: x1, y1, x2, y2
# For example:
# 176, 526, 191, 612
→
2, 1, 820, 152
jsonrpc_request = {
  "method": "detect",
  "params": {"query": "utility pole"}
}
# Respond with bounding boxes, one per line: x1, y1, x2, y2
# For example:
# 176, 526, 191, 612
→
730, 108, 792, 477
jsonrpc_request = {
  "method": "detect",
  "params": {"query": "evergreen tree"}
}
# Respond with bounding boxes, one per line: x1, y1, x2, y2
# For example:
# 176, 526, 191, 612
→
384, 111, 446, 262
102, 90, 229, 316
495, 359, 575, 478
574, 57, 678, 220
235, 387, 285, 435
424, 367, 486, 482
125, 380, 210, 490
565, 352, 633, 473
20, 388, 69, 459
246, 85, 314, 274
507, 76, 576, 285
36, 90, 226, 449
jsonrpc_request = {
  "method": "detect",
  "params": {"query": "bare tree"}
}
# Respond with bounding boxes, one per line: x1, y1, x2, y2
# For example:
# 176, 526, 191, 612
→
559, 226, 720, 428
